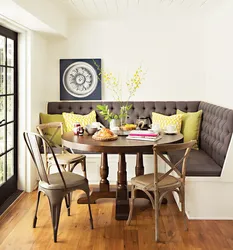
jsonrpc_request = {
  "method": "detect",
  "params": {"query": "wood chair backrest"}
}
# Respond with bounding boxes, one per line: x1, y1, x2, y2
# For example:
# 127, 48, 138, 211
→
36, 122, 65, 171
153, 140, 196, 185
36, 122, 64, 147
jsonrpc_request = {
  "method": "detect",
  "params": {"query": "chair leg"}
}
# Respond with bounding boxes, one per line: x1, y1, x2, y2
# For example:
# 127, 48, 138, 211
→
81, 158, 87, 178
48, 196, 63, 243
127, 185, 135, 226
67, 163, 70, 172
154, 190, 159, 242
65, 193, 71, 216
181, 186, 188, 231
33, 191, 41, 228
86, 188, 94, 229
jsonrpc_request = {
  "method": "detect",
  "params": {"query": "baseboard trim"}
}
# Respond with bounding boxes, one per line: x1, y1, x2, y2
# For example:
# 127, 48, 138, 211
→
187, 214, 233, 220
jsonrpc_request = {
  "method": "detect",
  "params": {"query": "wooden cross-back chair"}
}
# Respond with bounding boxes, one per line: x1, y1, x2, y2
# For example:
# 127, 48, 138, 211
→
36, 122, 86, 176
23, 131, 93, 242
127, 140, 196, 242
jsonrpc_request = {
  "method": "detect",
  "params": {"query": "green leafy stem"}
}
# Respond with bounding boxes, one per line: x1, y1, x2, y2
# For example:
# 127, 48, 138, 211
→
97, 104, 132, 122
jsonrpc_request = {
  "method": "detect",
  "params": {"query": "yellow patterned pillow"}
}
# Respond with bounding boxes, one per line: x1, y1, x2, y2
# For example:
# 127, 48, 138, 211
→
62, 110, 96, 132
151, 112, 183, 132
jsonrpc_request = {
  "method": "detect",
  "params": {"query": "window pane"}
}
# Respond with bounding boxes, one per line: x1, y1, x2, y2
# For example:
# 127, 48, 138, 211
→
0, 155, 6, 185
0, 126, 5, 154
0, 96, 5, 123
0, 36, 5, 66
7, 123, 13, 150
0, 67, 5, 94
7, 150, 13, 180
7, 96, 14, 122
7, 68, 13, 94
7, 38, 14, 66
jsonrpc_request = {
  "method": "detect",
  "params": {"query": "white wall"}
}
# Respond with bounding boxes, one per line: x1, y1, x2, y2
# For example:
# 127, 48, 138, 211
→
47, 11, 205, 102
0, 0, 61, 35
18, 31, 49, 192
204, 1, 233, 109
12, 0, 68, 37
25, 32, 50, 191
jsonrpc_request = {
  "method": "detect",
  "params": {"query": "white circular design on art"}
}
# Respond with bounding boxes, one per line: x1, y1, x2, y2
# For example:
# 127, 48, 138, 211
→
63, 61, 98, 98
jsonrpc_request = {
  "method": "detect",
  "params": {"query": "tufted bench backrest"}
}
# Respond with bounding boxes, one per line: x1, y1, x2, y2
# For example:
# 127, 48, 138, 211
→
47, 101, 200, 127
198, 102, 233, 168
47, 101, 233, 168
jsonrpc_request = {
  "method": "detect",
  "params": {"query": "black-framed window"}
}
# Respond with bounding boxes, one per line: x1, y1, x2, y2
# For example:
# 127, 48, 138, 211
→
0, 25, 18, 208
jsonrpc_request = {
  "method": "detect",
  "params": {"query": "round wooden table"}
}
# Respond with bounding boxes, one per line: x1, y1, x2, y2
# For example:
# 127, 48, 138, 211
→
62, 132, 183, 220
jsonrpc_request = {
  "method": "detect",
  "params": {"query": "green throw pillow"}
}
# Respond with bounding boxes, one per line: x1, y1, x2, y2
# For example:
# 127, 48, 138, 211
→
40, 113, 67, 146
176, 109, 203, 150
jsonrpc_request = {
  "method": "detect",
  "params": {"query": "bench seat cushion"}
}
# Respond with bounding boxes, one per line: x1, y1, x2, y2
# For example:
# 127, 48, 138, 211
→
167, 149, 222, 177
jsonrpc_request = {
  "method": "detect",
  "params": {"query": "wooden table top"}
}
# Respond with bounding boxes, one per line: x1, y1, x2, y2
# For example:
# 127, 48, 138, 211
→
62, 132, 183, 154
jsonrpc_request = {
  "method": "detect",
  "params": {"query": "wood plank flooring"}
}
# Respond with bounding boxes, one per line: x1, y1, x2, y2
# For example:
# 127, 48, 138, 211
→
0, 190, 233, 250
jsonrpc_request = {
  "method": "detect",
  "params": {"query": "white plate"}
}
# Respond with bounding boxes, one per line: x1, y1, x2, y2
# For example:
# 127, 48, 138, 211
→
164, 130, 177, 135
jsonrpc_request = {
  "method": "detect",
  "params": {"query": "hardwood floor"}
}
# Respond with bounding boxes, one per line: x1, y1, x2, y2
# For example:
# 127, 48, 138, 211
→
0, 190, 232, 250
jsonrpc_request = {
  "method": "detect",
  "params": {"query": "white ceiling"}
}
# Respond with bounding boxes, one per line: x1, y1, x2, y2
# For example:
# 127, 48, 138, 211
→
48, 0, 222, 20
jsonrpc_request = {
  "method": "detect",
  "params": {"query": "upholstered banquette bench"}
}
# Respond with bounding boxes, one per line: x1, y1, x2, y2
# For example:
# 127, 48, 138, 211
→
47, 101, 233, 178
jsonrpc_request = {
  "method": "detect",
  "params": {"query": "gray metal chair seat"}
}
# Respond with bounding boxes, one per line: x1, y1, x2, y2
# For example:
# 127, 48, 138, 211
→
40, 172, 86, 190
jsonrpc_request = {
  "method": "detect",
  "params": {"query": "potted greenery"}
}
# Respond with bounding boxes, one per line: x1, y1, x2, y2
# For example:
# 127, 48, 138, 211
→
97, 104, 134, 129
96, 104, 121, 129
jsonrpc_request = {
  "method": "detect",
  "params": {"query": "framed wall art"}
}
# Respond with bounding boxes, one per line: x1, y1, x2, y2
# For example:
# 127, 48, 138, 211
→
60, 58, 101, 100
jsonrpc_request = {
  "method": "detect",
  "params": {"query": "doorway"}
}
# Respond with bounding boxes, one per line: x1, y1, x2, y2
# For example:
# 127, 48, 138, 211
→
0, 25, 18, 207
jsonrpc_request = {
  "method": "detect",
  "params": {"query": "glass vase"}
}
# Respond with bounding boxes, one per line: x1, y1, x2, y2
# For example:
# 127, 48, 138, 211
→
120, 105, 129, 126
120, 113, 128, 126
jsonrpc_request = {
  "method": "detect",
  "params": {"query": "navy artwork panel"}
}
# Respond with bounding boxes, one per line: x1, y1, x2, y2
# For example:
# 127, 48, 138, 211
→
60, 58, 102, 100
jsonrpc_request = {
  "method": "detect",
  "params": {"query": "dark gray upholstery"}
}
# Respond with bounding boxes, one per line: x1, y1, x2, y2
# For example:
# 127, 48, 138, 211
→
168, 150, 222, 176
48, 101, 200, 128
47, 101, 233, 177
198, 101, 233, 168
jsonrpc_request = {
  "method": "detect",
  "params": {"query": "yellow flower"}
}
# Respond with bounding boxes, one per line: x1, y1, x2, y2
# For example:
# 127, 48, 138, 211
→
101, 66, 145, 117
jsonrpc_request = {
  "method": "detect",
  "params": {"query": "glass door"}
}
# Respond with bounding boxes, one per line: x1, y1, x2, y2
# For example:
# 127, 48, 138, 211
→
0, 25, 18, 206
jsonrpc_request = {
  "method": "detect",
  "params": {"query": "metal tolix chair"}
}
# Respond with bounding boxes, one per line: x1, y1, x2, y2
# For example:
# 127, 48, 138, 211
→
23, 131, 93, 242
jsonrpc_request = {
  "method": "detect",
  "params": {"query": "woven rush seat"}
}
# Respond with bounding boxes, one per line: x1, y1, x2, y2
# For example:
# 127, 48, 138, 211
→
131, 173, 180, 191
50, 153, 85, 165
